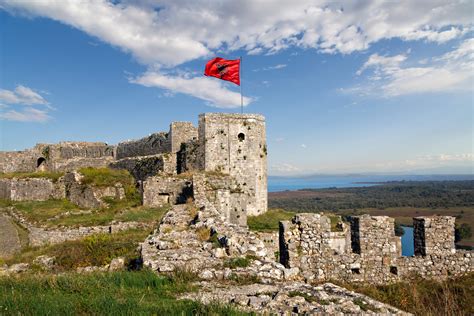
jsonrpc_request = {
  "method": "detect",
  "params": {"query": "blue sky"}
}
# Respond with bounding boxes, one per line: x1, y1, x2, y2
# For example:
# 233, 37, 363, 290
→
0, 1, 472, 175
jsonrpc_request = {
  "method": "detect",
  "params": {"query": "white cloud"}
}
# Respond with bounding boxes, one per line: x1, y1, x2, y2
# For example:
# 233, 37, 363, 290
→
348, 38, 474, 96
0, 85, 48, 105
301, 144, 307, 148
253, 64, 287, 72
2, 0, 472, 107
0, 108, 51, 123
130, 71, 251, 108
0, 85, 52, 122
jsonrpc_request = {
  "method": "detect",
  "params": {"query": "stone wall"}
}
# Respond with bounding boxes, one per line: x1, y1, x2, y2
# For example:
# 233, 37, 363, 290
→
198, 113, 267, 216
0, 178, 65, 201
142, 175, 193, 207
192, 173, 248, 226
64, 172, 125, 209
414, 216, 455, 256
110, 155, 165, 181
116, 133, 170, 159
169, 122, 198, 154
0, 151, 38, 173
177, 140, 201, 174
279, 214, 473, 284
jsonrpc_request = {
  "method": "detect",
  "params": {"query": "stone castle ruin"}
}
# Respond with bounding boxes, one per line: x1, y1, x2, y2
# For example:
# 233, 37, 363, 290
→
0, 112, 472, 286
0, 113, 267, 225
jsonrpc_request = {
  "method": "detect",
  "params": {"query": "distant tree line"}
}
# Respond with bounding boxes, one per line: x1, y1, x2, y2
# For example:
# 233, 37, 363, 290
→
269, 181, 474, 212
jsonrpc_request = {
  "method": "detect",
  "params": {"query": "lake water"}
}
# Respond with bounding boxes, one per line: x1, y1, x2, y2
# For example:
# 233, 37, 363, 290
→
401, 226, 414, 256
268, 174, 474, 192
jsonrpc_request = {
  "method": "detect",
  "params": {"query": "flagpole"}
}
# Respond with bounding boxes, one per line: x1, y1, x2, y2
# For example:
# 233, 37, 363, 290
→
240, 56, 243, 114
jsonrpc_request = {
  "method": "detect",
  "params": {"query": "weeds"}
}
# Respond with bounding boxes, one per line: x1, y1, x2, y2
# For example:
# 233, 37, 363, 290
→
247, 209, 295, 232
5, 229, 149, 271
339, 273, 474, 315
224, 256, 252, 269
0, 171, 64, 182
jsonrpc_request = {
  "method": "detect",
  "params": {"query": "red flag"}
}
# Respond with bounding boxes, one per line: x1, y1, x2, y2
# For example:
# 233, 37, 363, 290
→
204, 57, 240, 86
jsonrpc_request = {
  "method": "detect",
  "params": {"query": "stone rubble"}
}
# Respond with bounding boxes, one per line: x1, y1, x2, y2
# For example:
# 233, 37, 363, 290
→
182, 281, 411, 315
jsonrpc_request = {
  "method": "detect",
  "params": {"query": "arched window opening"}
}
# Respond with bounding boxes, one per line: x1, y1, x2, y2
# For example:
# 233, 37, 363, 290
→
238, 133, 245, 142
36, 157, 46, 171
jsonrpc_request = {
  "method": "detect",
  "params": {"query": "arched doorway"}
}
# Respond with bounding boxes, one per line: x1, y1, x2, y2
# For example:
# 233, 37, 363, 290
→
37, 157, 47, 172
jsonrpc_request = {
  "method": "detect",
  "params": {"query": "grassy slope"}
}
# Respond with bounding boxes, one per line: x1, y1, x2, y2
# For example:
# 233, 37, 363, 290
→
337, 273, 474, 316
0, 271, 249, 315
0, 199, 170, 228
4, 229, 150, 270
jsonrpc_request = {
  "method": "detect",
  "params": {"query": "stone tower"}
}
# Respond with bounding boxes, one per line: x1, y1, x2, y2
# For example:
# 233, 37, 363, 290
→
198, 113, 267, 216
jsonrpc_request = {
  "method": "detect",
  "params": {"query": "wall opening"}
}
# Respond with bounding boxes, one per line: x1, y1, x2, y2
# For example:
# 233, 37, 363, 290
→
36, 157, 46, 171
351, 268, 361, 274
238, 133, 245, 142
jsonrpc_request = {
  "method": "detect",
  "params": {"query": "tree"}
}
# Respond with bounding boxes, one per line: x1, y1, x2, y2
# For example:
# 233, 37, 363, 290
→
455, 223, 472, 243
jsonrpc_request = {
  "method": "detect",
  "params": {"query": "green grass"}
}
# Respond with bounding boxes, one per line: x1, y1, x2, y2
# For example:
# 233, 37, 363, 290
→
0, 171, 65, 182
247, 208, 295, 232
0, 270, 250, 315
79, 167, 135, 188
79, 167, 141, 205
0, 199, 80, 224
0, 198, 169, 228
329, 215, 344, 232
339, 273, 474, 315
223, 256, 253, 269
5, 229, 150, 271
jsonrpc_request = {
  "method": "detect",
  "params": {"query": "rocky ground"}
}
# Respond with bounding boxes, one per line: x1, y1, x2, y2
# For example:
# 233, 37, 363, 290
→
182, 281, 410, 315
0, 215, 20, 257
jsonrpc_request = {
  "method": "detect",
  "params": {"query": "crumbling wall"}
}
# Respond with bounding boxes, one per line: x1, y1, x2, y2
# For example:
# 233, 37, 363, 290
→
177, 140, 201, 174
63, 172, 125, 209
0, 151, 38, 173
169, 122, 198, 154
110, 155, 165, 181
279, 214, 473, 283
192, 173, 247, 226
142, 175, 192, 207
116, 133, 170, 159
199, 113, 267, 217
47, 142, 114, 160
0, 178, 65, 201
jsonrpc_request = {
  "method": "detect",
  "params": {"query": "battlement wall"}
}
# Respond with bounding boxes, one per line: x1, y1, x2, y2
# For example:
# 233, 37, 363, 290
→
280, 214, 473, 283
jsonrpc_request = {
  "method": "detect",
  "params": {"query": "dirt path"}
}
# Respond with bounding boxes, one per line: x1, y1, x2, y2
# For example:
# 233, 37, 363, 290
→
0, 215, 21, 258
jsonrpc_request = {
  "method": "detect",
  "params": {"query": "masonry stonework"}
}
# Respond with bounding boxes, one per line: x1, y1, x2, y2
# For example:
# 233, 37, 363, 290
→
198, 113, 267, 216
279, 214, 473, 284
